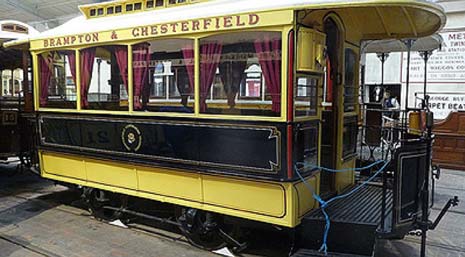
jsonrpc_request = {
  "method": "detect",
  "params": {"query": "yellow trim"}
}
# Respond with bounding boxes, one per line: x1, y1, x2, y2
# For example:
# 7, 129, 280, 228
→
31, 10, 294, 51
79, 0, 209, 20
32, 53, 39, 111
76, 49, 82, 111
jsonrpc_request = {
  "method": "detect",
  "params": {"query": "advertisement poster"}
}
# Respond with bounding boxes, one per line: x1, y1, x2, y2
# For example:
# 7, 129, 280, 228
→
402, 31, 465, 83
416, 92, 465, 119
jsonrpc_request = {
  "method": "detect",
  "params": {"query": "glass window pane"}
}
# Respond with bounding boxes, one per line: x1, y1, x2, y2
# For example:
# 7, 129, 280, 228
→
199, 31, 282, 116
38, 51, 77, 109
344, 49, 357, 112
132, 39, 194, 113
295, 75, 318, 116
343, 115, 358, 158
80, 46, 128, 111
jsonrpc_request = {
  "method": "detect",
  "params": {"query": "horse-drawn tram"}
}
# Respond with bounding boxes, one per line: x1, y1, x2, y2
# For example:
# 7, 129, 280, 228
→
5, 0, 459, 256
0, 20, 37, 168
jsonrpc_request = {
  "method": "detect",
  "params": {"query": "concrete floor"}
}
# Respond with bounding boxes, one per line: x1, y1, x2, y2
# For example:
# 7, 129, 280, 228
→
0, 161, 464, 257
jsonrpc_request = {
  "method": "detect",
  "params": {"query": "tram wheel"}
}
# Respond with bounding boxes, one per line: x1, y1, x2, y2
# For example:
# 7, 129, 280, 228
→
175, 207, 245, 252
85, 188, 128, 222
19, 151, 32, 169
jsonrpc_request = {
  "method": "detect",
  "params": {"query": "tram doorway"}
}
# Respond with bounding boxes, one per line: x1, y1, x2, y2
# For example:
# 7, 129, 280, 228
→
320, 17, 342, 197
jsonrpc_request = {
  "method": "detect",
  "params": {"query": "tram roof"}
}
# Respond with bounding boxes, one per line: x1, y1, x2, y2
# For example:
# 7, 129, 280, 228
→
0, 20, 38, 44
5, 0, 446, 49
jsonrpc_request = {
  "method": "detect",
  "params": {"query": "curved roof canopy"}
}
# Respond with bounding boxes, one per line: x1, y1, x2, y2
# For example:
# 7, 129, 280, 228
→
0, 20, 38, 44
362, 34, 444, 53
5, 0, 446, 49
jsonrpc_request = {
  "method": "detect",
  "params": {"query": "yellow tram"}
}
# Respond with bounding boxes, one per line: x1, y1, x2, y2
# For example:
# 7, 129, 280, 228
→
6, 0, 447, 254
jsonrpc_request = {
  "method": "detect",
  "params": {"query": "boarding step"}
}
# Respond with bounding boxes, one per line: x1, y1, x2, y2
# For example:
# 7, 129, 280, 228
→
296, 185, 393, 256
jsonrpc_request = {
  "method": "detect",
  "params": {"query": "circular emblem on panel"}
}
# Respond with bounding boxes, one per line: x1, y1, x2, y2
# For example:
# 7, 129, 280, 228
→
122, 124, 142, 152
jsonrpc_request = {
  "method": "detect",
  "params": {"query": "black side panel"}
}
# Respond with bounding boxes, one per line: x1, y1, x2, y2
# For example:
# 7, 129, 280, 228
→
391, 140, 428, 235
0, 110, 21, 156
40, 114, 286, 181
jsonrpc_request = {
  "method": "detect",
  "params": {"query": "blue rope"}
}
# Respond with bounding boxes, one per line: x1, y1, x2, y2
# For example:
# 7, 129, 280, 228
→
295, 160, 389, 255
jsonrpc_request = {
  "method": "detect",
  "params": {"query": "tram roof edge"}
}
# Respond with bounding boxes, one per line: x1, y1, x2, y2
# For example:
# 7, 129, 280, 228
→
7, 0, 446, 50
0, 20, 38, 49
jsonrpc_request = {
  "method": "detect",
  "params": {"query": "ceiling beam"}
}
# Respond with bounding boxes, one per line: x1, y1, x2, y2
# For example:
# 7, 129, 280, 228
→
6, 0, 59, 28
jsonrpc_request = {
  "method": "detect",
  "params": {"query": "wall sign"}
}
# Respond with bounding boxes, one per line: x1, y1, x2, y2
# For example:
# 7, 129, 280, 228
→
416, 92, 465, 119
402, 31, 465, 83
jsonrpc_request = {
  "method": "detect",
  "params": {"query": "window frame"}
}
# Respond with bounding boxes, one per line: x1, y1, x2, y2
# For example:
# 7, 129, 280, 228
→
294, 72, 321, 118
32, 26, 290, 122
197, 30, 284, 117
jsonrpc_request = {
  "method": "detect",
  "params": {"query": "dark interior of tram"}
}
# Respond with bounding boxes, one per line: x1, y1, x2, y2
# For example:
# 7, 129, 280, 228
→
320, 17, 340, 197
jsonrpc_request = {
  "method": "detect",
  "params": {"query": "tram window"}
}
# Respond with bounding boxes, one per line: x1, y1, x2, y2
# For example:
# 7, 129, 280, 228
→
97, 8, 104, 16
294, 123, 319, 172
107, 7, 114, 15
147, 0, 154, 8
38, 51, 77, 109
90, 9, 96, 17
115, 5, 122, 13
295, 75, 318, 117
343, 115, 358, 159
155, 0, 164, 7
1, 70, 23, 97
344, 49, 357, 112
126, 4, 134, 12
199, 31, 282, 117
132, 39, 194, 113
134, 3, 142, 10
80, 46, 129, 111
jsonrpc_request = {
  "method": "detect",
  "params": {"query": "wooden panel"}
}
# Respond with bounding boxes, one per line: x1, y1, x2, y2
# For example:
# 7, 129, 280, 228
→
433, 111, 465, 171
203, 177, 286, 218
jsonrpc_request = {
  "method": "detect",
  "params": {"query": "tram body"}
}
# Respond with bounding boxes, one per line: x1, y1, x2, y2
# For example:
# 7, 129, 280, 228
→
7, 0, 445, 249
0, 21, 37, 163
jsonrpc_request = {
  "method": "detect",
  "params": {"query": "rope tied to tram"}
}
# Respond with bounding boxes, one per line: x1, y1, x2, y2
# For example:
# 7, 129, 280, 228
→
294, 160, 389, 255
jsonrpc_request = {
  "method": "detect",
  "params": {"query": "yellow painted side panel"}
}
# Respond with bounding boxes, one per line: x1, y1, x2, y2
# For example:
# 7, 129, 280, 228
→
39, 151, 318, 227
335, 159, 355, 193
41, 152, 86, 180
86, 161, 138, 190
137, 167, 202, 202
203, 176, 286, 218
294, 173, 319, 218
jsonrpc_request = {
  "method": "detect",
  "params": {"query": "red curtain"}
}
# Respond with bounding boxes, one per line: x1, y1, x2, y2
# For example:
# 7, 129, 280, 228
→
182, 47, 195, 94
114, 46, 128, 92
219, 60, 246, 108
39, 54, 53, 107
66, 51, 77, 86
325, 56, 333, 103
80, 48, 96, 108
200, 42, 222, 112
254, 38, 282, 113
133, 43, 150, 110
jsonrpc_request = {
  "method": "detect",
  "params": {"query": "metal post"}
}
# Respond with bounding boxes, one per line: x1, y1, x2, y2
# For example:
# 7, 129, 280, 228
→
97, 58, 102, 102
419, 50, 433, 257
376, 52, 389, 232
402, 39, 414, 132
421, 108, 433, 257
420, 50, 433, 108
